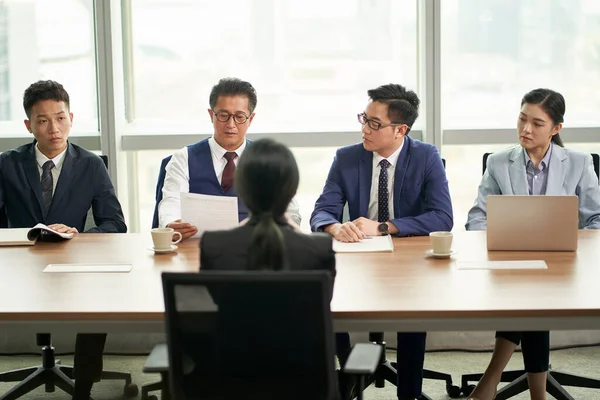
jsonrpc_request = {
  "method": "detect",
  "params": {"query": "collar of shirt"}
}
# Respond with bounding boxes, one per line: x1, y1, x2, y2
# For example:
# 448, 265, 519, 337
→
373, 139, 404, 170
35, 143, 67, 172
208, 136, 247, 162
524, 142, 553, 171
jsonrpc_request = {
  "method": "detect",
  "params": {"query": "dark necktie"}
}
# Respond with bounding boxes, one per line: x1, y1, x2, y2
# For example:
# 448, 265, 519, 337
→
41, 160, 55, 217
378, 159, 391, 223
221, 152, 237, 192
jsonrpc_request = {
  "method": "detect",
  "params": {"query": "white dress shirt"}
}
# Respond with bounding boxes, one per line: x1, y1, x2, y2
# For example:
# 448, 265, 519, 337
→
34, 143, 67, 196
159, 137, 301, 227
367, 140, 404, 221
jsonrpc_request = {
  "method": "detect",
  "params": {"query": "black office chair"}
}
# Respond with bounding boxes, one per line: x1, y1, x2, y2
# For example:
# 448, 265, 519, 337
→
100, 154, 109, 169
361, 156, 461, 400
592, 153, 600, 182
141, 154, 173, 400
0, 206, 7, 228
156, 271, 382, 400
0, 335, 138, 399
460, 152, 600, 399
151, 155, 173, 229
483, 152, 600, 181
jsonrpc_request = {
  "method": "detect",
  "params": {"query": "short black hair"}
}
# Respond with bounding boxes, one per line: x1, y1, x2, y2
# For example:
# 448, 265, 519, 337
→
209, 78, 257, 114
23, 80, 70, 119
367, 83, 420, 134
521, 88, 565, 147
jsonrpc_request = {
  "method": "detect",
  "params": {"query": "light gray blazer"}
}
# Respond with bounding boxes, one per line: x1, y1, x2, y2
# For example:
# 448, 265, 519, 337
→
465, 143, 600, 230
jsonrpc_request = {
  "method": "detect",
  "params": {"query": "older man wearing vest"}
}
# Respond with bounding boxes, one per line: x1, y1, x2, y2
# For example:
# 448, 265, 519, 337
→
158, 78, 301, 240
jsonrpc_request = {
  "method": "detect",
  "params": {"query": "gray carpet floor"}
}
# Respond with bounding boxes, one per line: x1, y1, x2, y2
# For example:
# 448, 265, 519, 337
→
0, 346, 598, 399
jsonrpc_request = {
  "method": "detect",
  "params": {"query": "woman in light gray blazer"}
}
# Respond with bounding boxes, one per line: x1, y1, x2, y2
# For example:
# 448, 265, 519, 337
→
465, 89, 600, 400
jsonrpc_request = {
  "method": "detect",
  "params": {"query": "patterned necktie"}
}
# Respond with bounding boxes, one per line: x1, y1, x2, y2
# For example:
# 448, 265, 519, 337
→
378, 159, 391, 223
41, 160, 55, 216
221, 152, 237, 192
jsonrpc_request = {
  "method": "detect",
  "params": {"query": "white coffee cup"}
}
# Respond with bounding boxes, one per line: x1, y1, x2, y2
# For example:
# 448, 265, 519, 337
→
151, 227, 183, 250
429, 231, 453, 254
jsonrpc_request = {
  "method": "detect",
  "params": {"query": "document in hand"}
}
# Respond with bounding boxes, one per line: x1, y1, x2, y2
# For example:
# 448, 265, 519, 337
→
333, 235, 394, 253
180, 192, 239, 238
0, 223, 75, 246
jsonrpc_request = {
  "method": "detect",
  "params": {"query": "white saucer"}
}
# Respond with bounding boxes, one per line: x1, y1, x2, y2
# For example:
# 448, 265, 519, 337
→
148, 245, 178, 254
425, 249, 456, 258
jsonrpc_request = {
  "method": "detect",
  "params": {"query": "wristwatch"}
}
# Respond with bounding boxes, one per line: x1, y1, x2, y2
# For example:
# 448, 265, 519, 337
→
378, 222, 389, 236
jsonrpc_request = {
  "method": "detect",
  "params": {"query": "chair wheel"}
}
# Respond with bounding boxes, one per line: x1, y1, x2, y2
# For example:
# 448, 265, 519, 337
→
461, 384, 476, 396
124, 383, 139, 397
446, 384, 462, 398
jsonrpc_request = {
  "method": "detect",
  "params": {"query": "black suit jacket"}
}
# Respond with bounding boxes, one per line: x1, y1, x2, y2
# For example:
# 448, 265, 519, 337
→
0, 141, 126, 233
201, 221, 335, 277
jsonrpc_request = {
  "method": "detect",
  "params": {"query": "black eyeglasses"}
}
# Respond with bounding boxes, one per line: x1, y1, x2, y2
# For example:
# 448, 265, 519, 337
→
357, 113, 405, 131
212, 110, 250, 124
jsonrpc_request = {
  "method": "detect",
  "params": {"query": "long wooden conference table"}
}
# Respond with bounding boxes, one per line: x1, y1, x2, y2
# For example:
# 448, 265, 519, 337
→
1, 231, 599, 334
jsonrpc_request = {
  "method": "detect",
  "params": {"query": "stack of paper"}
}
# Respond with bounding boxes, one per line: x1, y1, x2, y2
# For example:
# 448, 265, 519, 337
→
333, 235, 394, 253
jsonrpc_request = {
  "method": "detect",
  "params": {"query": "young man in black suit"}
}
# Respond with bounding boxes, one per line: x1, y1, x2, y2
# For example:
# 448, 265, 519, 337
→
0, 80, 127, 399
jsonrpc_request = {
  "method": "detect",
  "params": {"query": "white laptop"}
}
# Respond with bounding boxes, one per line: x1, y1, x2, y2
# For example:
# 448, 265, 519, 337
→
486, 195, 579, 251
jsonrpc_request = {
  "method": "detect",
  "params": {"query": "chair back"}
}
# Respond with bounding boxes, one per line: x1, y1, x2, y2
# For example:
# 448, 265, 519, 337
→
100, 154, 109, 170
152, 155, 173, 228
162, 270, 337, 400
482, 153, 492, 175
83, 154, 109, 231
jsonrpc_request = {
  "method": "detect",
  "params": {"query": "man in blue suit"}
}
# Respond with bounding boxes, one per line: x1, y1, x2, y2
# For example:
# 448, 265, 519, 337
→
159, 77, 300, 240
310, 84, 453, 400
0, 80, 126, 400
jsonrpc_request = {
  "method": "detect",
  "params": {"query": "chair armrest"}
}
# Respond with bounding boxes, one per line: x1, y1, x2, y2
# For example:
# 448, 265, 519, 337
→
144, 343, 169, 373
343, 343, 382, 375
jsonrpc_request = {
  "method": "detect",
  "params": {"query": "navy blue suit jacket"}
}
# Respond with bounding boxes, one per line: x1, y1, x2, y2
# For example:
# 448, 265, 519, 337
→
310, 136, 453, 236
0, 141, 126, 233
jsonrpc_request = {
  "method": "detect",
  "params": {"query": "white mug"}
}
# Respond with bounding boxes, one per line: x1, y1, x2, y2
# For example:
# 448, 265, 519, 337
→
429, 231, 453, 254
151, 228, 183, 250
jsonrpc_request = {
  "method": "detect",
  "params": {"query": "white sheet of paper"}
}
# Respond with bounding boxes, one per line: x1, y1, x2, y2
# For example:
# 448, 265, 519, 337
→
43, 264, 132, 273
180, 192, 239, 238
457, 260, 548, 270
333, 235, 394, 253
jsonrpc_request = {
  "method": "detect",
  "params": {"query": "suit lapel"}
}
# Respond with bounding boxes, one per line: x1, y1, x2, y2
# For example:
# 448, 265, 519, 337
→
358, 148, 372, 217
508, 147, 529, 195
22, 144, 46, 217
51, 144, 76, 211
393, 137, 410, 214
545, 143, 568, 195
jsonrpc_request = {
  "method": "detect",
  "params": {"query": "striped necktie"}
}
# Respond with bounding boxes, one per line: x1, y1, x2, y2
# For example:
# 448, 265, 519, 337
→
41, 160, 55, 217
378, 159, 391, 223
221, 152, 237, 192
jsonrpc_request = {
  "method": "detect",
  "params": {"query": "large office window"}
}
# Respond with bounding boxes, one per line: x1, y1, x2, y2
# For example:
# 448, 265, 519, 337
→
0, 0, 98, 136
441, 0, 600, 229
441, 0, 600, 129
127, 0, 418, 232
127, 0, 418, 134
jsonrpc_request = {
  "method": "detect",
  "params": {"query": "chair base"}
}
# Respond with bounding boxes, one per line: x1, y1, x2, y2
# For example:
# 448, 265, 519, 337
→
357, 332, 462, 400
141, 372, 170, 400
461, 369, 600, 400
0, 364, 74, 400
0, 345, 138, 400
